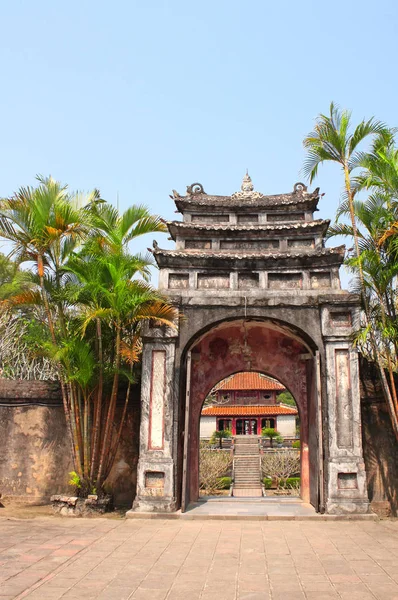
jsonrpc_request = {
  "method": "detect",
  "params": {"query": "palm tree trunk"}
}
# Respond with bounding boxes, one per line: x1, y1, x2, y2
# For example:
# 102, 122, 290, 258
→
378, 295, 398, 415
105, 379, 131, 478
67, 382, 83, 477
37, 254, 86, 468
59, 380, 79, 472
83, 394, 89, 479
90, 318, 103, 481
96, 320, 121, 489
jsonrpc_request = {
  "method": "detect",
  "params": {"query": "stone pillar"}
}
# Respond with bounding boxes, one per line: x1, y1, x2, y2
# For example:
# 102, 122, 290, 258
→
130, 322, 179, 513
321, 305, 370, 514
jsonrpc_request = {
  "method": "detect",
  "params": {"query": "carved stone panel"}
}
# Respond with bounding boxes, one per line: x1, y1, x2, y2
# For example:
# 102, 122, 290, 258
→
145, 471, 165, 489
185, 240, 212, 249
330, 312, 352, 327
237, 214, 258, 224
191, 214, 229, 223
220, 239, 278, 250
288, 238, 314, 248
197, 273, 230, 289
310, 272, 331, 289
149, 350, 166, 450
335, 349, 353, 449
168, 274, 189, 289
268, 273, 303, 289
267, 212, 305, 222
338, 473, 358, 489
238, 273, 260, 290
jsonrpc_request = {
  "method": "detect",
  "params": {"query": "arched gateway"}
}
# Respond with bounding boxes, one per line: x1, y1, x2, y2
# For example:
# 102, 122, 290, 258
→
132, 175, 369, 515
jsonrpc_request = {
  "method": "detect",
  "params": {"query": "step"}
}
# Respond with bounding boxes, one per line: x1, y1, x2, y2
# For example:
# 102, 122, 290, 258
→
235, 468, 259, 471
233, 484, 262, 488
235, 467, 259, 471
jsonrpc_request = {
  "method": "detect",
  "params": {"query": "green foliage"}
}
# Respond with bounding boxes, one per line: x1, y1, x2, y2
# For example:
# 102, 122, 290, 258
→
210, 429, 232, 448
218, 476, 232, 489
0, 175, 178, 496
277, 391, 296, 406
68, 471, 81, 489
292, 440, 301, 449
303, 104, 398, 438
263, 477, 300, 489
262, 427, 278, 438
261, 427, 280, 447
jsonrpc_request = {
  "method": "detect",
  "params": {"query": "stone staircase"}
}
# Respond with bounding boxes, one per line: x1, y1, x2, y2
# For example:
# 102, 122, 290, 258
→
232, 436, 263, 497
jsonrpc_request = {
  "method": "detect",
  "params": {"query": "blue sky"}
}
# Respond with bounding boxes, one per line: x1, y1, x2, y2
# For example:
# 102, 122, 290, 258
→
1, 0, 397, 285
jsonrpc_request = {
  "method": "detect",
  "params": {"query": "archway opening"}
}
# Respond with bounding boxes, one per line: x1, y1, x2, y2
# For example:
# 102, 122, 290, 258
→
179, 318, 321, 511
198, 371, 301, 499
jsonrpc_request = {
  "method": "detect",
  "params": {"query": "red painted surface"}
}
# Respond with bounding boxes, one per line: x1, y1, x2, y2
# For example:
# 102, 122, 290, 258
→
186, 320, 313, 504
202, 405, 298, 416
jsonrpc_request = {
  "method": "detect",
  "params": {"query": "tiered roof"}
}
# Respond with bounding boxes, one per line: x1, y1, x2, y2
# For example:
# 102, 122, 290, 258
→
166, 219, 330, 238
215, 372, 285, 391
201, 405, 298, 416
152, 174, 345, 291
171, 181, 321, 212
153, 246, 345, 268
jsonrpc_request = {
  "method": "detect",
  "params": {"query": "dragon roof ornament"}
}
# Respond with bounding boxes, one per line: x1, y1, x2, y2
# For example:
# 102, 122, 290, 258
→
231, 171, 265, 200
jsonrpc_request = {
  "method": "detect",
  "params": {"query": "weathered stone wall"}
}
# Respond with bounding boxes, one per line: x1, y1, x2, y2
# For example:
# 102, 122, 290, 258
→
0, 380, 140, 507
359, 357, 398, 516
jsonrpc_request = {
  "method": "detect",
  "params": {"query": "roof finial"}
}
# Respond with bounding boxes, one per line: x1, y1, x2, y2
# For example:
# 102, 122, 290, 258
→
241, 171, 254, 193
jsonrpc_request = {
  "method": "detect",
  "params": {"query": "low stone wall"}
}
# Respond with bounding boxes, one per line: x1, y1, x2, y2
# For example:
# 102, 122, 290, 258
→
0, 380, 140, 507
359, 357, 398, 517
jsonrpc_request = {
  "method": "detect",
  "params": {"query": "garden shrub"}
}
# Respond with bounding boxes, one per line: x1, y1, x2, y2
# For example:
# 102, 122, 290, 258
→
218, 476, 232, 489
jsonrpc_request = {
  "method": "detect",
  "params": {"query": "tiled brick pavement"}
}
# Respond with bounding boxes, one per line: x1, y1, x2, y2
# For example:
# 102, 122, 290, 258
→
0, 517, 398, 599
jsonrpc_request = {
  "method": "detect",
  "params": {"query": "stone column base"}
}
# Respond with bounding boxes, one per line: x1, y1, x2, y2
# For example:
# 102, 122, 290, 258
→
130, 456, 177, 513
326, 498, 370, 515
326, 461, 370, 514
130, 496, 177, 513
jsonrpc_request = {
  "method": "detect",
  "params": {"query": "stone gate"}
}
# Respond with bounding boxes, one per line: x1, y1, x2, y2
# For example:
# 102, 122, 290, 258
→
132, 174, 370, 515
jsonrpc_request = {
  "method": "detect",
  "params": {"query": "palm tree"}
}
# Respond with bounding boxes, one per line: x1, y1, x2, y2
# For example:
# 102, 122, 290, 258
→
0, 176, 178, 493
303, 104, 398, 439
66, 250, 178, 489
211, 429, 232, 449
0, 176, 98, 471
327, 196, 398, 421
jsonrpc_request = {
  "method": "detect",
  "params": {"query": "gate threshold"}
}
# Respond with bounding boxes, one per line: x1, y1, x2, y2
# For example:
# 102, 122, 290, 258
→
126, 499, 377, 520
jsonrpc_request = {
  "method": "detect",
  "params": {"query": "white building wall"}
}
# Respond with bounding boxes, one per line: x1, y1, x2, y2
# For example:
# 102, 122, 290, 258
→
276, 415, 296, 437
200, 416, 217, 438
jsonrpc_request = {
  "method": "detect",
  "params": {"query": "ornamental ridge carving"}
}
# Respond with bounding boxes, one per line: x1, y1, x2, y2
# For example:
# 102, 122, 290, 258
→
293, 182, 308, 194
231, 171, 265, 200
186, 183, 206, 195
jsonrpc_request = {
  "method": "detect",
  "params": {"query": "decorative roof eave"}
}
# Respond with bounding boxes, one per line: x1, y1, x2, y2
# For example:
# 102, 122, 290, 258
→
166, 219, 330, 241
171, 180, 321, 213
174, 195, 319, 213
151, 245, 346, 269
201, 405, 298, 416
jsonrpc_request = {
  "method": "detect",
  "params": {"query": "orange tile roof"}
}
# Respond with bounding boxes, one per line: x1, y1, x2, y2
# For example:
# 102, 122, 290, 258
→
215, 372, 285, 391
201, 405, 298, 416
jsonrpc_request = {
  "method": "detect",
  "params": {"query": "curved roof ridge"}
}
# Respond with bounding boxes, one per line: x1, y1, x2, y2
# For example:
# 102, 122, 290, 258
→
215, 372, 285, 391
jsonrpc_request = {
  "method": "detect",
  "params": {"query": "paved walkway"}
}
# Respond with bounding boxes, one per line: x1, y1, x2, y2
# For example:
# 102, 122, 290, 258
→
1, 516, 398, 599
